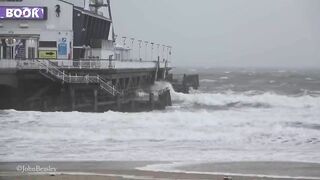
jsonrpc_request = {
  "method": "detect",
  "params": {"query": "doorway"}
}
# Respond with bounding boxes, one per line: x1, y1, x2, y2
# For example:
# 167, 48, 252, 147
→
1, 39, 16, 59
0, 37, 38, 60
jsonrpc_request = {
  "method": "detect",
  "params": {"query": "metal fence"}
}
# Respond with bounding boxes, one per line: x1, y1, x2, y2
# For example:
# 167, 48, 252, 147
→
0, 59, 169, 70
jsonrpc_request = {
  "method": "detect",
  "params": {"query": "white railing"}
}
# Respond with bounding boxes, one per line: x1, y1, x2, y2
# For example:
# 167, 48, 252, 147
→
95, 75, 122, 96
15, 59, 111, 70
36, 59, 122, 96
0, 59, 170, 70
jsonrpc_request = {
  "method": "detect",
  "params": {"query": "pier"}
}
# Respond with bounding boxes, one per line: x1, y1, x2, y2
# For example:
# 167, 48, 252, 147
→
0, 0, 176, 112
0, 58, 171, 112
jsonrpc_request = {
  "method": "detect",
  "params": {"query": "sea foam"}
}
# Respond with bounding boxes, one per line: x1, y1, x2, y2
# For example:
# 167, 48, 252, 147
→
0, 82, 320, 162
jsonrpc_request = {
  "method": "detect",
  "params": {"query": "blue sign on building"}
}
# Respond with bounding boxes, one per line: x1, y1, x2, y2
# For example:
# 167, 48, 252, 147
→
58, 42, 67, 56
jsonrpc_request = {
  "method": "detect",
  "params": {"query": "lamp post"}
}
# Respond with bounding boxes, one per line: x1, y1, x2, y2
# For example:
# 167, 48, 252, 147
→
121, 37, 128, 60
167, 46, 172, 62
156, 44, 160, 61
144, 41, 149, 61
162, 45, 166, 61
130, 38, 135, 60
150, 42, 154, 61
130, 38, 135, 48
122, 36, 127, 47
166, 46, 170, 62
138, 40, 142, 61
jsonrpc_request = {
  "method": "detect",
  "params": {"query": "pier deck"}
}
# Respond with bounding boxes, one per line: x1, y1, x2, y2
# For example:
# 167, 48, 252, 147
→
0, 59, 171, 112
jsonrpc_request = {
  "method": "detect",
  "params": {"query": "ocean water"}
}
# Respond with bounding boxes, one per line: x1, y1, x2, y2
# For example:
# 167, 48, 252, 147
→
1, 68, 320, 163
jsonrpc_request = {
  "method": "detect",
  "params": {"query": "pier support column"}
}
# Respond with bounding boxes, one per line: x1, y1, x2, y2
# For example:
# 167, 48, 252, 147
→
127, 77, 132, 89
60, 88, 65, 110
116, 95, 121, 111
130, 100, 136, 112
43, 100, 48, 111
137, 76, 141, 87
93, 89, 98, 112
70, 87, 76, 111
149, 93, 155, 111
122, 78, 126, 89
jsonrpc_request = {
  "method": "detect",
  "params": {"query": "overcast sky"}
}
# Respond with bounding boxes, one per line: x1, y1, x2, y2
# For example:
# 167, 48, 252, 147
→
111, 0, 320, 68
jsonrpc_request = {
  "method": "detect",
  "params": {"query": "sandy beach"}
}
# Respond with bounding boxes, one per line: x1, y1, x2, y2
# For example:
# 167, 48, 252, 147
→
1, 161, 320, 180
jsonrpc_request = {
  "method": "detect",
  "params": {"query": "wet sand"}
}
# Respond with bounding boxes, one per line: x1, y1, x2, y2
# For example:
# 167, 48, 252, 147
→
0, 161, 320, 180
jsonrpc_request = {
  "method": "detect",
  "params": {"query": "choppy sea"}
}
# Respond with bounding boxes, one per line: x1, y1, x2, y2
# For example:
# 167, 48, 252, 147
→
1, 68, 320, 163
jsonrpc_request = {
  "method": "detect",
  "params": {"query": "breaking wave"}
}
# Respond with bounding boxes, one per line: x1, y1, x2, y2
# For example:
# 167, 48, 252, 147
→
0, 81, 320, 162
154, 81, 320, 110
200, 79, 217, 83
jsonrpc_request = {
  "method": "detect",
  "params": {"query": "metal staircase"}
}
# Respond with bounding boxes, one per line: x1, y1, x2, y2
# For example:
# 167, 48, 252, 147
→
36, 60, 122, 97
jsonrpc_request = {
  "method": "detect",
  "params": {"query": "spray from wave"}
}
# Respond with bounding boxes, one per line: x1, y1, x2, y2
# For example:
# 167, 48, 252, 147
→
154, 81, 320, 110
0, 80, 320, 162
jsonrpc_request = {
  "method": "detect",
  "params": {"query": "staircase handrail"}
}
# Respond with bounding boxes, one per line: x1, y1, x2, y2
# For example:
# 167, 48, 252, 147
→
35, 59, 122, 96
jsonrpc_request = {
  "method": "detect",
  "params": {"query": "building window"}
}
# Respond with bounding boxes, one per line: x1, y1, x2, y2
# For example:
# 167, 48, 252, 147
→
39, 41, 57, 48
4, 47, 13, 59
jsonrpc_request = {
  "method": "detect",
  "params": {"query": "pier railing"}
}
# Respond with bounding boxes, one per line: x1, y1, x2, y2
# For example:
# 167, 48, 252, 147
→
0, 59, 169, 70
95, 76, 122, 96
0, 58, 170, 96
36, 59, 122, 96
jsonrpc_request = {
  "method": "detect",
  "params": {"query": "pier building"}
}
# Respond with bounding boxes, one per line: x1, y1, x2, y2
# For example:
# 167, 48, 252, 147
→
0, 0, 172, 112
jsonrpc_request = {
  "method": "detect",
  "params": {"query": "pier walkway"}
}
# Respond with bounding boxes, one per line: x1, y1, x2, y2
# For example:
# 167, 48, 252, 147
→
0, 59, 170, 97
